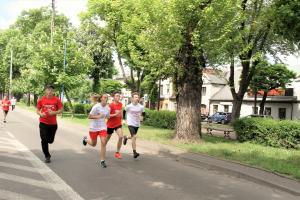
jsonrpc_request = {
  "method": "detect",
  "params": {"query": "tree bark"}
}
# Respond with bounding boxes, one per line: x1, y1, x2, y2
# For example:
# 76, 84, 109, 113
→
92, 67, 100, 93
254, 91, 257, 114
259, 91, 268, 115
157, 79, 161, 111
33, 93, 38, 106
27, 92, 30, 107
175, 30, 204, 141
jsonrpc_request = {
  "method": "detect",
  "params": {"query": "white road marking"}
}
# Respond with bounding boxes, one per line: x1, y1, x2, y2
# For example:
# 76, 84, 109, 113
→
4, 131, 85, 200
0, 153, 34, 161
0, 189, 43, 200
0, 161, 50, 173
0, 172, 50, 189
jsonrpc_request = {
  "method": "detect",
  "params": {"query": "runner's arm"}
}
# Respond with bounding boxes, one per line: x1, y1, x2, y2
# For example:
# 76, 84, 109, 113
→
48, 108, 63, 116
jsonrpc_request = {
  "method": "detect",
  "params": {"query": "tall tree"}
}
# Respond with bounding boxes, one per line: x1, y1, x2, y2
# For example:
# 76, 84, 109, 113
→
138, 0, 236, 141
85, 0, 151, 93
227, 0, 295, 122
250, 62, 296, 115
77, 17, 116, 93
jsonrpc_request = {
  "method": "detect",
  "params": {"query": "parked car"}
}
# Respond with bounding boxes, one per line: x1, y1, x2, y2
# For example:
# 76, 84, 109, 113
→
207, 112, 232, 124
245, 114, 273, 119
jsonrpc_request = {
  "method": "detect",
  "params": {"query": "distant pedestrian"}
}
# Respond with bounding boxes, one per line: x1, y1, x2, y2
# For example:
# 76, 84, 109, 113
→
36, 85, 63, 163
11, 97, 16, 111
83, 94, 110, 168
1, 95, 11, 123
123, 92, 145, 159
106, 92, 124, 159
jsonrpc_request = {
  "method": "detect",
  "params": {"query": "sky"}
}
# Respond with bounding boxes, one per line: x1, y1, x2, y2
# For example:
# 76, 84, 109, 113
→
0, 0, 87, 28
0, 0, 299, 75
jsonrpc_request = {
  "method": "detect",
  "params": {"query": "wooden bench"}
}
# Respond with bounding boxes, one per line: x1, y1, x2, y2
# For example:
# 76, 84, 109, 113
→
202, 125, 234, 139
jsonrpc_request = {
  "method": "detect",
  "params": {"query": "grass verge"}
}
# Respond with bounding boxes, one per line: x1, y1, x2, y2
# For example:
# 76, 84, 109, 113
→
18, 103, 300, 180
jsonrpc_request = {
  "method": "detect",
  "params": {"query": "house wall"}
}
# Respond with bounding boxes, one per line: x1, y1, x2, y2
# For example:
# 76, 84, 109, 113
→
210, 100, 294, 120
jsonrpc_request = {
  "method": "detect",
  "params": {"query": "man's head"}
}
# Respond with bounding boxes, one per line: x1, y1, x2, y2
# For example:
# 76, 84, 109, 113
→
131, 92, 140, 104
113, 92, 121, 102
45, 85, 55, 97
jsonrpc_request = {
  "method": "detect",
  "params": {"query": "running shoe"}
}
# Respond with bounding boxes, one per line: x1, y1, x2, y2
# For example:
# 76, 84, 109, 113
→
123, 136, 128, 145
82, 136, 87, 146
45, 156, 51, 163
133, 152, 140, 159
100, 160, 107, 168
115, 152, 122, 159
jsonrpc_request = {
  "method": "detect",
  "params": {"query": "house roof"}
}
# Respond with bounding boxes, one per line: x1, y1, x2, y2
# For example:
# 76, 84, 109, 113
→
210, 85, 297, 102
203, 74, 227, 85
210, 85, 233, 101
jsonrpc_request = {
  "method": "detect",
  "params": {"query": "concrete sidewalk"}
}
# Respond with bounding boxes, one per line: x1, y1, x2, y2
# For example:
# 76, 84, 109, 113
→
15, 106, 300, 196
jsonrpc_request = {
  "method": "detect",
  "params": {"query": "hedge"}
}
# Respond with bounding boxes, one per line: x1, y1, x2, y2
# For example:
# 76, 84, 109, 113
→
234, 118, 300, 149
143, 109, 176, 129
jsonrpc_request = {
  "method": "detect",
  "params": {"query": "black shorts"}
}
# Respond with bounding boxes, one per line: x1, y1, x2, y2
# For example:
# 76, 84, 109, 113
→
128, 126, 139, 136
3, 110, 8, 114
107, 125, 122, 135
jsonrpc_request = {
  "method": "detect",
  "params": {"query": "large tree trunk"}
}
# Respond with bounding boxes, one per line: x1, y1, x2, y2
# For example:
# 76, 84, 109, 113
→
259, 91, 268, 115
175, 29, 204, 141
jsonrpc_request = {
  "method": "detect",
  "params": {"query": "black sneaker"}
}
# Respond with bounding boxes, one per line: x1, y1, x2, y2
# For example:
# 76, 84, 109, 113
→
3, 120, 6, 123
100, 160, 107, 168
123, 136, 128, 145
82, 136, 87, 146
133, 152, 140, 159
45, 156, 51, 163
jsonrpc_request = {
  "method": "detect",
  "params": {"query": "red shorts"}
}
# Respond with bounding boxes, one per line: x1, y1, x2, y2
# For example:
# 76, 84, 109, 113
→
89, 130, 107, 140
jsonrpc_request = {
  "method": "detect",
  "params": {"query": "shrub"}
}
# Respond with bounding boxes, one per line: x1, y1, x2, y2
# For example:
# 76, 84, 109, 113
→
84, 104, 93, 115
63, 102, 70, 112
234, 118, 300, 149
143, 109, 176, 129
74, 103, 85, 114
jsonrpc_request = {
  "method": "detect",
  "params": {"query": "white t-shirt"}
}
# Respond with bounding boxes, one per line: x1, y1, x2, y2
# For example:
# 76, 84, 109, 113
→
11, 99, 16, 106
126, 103, 144, 127
89, 103, 110, 131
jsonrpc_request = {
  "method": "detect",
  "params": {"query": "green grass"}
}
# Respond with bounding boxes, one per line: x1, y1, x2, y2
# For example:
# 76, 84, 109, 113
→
19, 103, 300, 180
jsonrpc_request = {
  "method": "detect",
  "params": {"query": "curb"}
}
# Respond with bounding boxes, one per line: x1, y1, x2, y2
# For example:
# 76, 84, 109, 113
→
139, 141, 300, 196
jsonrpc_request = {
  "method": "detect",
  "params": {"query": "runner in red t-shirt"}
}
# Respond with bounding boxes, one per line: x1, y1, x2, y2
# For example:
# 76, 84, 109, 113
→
36, 85, 63, 163
107, 92, 124, 159
1, 95, 11, 123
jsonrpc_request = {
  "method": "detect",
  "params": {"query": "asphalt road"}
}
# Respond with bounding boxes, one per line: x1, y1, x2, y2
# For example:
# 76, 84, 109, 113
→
0, 108, 298, 200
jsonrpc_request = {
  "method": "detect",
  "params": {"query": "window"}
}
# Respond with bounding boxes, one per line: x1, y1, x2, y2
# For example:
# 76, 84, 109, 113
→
166, 84, 170, 94
278, 108, 286, 119
213, 105, 218, 113
252, 107, 258, 114
202, 87, 207, 96
224, 105, 229, 112
265, 107, 271, 115
160, 85, 163, 96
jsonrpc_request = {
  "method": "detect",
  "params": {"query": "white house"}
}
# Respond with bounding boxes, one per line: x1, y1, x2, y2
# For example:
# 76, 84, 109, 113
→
158, 68, 300, 120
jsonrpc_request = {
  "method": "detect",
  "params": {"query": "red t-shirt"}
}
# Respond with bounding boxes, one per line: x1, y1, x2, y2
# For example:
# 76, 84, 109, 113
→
37, 96, 63, 125
1, 100, 11, 111
107, 102, 123, 128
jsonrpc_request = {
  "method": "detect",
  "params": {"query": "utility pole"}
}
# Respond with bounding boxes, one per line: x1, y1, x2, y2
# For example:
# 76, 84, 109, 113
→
61, 41, 67, 102
51, 0, 55, 44
9, 49, 13, 99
